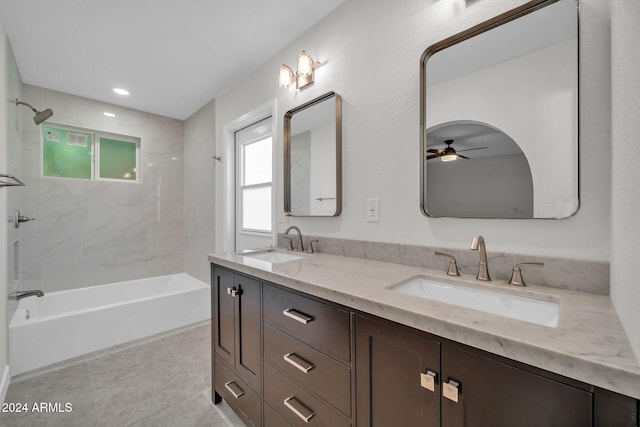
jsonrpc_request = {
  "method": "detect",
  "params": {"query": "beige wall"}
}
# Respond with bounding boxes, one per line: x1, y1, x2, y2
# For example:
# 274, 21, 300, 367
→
215, 0, 612, 260
611, 0, 640, 358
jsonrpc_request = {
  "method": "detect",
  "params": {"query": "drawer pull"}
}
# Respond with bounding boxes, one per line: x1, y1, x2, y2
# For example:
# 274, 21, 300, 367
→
282, 308, 314, 324
224, 381, 245, 399
420, 370, 437, 392
443, 379, 460, 403
283, 396, 315, 423
283, 352, 315, 373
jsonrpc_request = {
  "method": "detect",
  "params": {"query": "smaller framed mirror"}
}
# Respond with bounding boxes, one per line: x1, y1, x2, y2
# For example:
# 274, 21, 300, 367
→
284, 91, 342, 216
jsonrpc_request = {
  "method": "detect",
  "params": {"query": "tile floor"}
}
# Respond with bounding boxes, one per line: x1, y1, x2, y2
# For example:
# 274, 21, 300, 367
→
0, 321, 246, 427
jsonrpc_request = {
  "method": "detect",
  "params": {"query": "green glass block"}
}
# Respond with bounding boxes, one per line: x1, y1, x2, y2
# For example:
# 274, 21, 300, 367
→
42, 126, 92, 179
99, 138, 137, 181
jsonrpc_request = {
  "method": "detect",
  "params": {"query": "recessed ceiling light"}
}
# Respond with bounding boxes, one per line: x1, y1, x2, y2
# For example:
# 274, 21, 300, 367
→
103, 112, 116, 117
113, 88, 130, 96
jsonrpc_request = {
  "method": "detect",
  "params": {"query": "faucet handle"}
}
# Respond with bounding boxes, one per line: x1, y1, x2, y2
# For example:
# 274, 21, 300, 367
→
283, 236, 294, 251
509, 262, 544, 287
435, 252, 460, 276
306, 240, 319, 254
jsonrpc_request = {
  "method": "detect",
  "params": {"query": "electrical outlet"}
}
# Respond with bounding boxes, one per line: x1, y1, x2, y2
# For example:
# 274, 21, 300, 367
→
366, 198, 380, 222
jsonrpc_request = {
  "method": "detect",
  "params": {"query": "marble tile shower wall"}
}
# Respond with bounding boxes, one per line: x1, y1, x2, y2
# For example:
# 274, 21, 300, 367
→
19, 86, 185, 293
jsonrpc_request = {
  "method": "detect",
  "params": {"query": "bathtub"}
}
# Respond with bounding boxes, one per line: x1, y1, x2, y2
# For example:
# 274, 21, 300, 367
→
9, 273, 210, 376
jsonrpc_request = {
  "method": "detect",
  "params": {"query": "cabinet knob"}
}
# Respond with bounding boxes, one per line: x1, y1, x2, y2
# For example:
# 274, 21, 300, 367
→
443, 379, 460, 403
420, 370, 438, 392
226, 287, 242, 297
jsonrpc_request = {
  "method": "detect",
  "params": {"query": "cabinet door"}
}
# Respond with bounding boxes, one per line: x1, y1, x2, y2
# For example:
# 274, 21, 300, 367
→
235, 274, 261, 391
213, 267, 235, 368
356, 316, 440, 427
441, 344, 592, 427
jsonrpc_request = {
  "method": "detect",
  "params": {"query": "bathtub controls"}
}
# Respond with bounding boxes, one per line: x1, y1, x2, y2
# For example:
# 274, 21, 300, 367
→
25, 310, 30, 320
13, 210, 35, 229
226, 287, 242, 298
224, 381, 245, 399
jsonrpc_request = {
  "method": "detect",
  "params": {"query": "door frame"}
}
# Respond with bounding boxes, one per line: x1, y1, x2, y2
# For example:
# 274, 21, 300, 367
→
222, 99, 277, 252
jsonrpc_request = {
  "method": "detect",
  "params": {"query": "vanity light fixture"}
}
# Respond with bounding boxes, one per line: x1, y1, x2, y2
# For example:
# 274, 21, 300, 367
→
278, 51, 320, 89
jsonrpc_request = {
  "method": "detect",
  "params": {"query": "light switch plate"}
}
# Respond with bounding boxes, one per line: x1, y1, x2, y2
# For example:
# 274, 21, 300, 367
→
366, 198, 379, 222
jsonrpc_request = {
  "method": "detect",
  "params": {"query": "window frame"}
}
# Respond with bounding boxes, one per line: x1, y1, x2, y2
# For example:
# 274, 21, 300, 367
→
237, 135, 273, 235
40, 123, 142, 184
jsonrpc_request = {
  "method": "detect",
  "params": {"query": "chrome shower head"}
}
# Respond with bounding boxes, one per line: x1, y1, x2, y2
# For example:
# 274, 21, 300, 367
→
15, 99, 54, 125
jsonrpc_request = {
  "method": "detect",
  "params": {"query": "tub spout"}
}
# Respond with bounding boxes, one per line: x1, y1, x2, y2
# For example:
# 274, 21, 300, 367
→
9, 290, 44, 300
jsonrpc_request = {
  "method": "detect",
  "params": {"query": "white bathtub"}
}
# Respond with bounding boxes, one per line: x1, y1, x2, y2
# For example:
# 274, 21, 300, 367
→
9, 273, 210, 375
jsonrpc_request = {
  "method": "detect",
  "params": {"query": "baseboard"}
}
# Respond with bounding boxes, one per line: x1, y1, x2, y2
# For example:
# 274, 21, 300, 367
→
0, 365, 10, 403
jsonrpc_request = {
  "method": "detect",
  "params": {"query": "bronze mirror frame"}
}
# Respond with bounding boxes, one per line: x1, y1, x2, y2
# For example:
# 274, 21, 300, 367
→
419, 0, 580, 219
284, 91, 342, 217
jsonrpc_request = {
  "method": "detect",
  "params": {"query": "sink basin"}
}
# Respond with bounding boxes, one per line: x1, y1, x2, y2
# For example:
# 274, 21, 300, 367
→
389, 276, 559, 327
240, 250, 304, 263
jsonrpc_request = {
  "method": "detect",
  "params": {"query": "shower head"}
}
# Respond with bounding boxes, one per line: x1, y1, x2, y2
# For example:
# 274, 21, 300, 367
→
15, 99, 54, 125
33, 108, 53, 125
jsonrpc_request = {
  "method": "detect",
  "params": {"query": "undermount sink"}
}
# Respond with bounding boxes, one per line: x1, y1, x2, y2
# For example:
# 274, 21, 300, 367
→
389, 276, 559, 327
240, 249, 304, 263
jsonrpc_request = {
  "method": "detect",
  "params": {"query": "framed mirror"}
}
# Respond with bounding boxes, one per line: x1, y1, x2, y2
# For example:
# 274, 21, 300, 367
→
420, 0, 579, 219
284, 91, 342, 216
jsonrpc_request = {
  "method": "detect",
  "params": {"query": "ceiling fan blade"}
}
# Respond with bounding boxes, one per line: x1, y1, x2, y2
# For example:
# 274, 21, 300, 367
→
427, 154, 440, 160
458, 154, 470, 159
457, 146, 488, 152
427, 148, 442, 153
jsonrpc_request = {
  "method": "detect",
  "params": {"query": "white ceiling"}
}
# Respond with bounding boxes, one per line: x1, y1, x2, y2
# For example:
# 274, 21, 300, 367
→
0, 0, 347, 119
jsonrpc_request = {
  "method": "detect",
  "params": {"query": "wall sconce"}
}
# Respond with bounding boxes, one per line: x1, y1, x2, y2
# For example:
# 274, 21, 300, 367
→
278, 51, 320, 90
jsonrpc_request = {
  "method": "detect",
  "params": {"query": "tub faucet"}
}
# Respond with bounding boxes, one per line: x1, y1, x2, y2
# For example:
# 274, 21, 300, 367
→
470, 235, 491, 281
284, 226, 304, 252
9, 290, 44, 300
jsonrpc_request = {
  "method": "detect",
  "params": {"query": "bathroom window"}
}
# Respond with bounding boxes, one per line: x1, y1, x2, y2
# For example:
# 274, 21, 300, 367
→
42, 124, 140, 182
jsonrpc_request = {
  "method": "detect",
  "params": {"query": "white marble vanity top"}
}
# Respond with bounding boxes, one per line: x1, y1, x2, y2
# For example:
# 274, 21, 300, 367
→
209, 250, 640, 399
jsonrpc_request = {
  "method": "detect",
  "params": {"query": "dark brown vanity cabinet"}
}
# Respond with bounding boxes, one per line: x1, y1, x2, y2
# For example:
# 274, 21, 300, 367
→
355, 314, 638, 427
262, 283, 354, 426
356, 315, 441, 427
440, 344, 593, 427
212, 266, 262, 426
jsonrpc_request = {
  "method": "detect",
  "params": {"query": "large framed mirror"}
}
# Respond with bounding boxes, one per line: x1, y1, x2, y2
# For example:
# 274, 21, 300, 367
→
420, 0, 579, 219
284, 91, 342, 216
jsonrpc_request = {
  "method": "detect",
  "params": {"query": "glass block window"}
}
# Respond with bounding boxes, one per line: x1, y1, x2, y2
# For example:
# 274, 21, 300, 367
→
42, 124, 140, 183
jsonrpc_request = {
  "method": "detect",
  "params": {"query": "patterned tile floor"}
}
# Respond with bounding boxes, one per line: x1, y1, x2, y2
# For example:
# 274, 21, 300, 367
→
0, 321, 245, 427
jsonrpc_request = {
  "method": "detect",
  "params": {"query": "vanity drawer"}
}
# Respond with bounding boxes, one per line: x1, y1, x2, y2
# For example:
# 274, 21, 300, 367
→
263, 283, 351, 362
264, 323, 351, 416
214, 356, 261, 427
264, 364, 350, 427
264, 402, 291, 427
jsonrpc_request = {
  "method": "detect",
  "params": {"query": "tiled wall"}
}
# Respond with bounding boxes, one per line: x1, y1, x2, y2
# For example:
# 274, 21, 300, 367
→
19, 85, 185, 293
183, 100, 215, 283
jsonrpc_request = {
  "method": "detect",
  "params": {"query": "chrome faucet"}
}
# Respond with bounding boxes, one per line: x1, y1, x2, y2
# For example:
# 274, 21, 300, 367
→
470, 235, 491, 281
9, 290, 44, 300
284, 226, 304, 252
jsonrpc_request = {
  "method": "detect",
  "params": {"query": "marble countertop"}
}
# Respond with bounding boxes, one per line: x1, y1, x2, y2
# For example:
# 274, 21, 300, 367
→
209, 250, 640, 399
